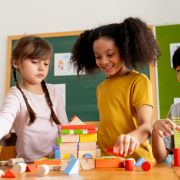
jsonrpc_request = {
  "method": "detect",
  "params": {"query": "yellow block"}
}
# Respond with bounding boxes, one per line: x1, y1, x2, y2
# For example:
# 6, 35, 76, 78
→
80, 134, 97, 142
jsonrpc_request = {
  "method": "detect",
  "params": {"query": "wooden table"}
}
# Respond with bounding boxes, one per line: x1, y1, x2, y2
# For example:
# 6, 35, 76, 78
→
0, 164, 180, 180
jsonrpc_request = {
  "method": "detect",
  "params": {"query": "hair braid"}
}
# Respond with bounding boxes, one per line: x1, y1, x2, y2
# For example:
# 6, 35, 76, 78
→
41, 81, 60, 125
12, 68, 36, 125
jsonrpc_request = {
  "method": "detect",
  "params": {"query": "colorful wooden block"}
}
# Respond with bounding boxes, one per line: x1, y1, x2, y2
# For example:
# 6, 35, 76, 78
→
61, 134, 79, 142
80, 159, 95, 170
95, 157, 123, 168
13, 163, 27, 173
64, 158, 80, 175
125, 159, 134, 171
135, 157, 145, 167
79, 134, 97, 142
78, 150, 96, 159
26, 164, 37, 172
79, 142, 96, 151
37, 165, 49, 176
141, 161, 152, 171
174, 148, 180, 166
34, 159, 61, 165
61, 124, 96, 130
2, 169, 17, 178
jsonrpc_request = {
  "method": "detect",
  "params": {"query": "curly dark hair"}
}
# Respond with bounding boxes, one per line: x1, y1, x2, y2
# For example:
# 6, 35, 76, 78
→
71, 17, 160, 74
172, 47, 180, 69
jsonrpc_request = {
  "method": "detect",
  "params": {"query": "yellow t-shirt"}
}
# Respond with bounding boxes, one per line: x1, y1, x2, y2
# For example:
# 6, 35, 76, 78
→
97, 71, 154, 162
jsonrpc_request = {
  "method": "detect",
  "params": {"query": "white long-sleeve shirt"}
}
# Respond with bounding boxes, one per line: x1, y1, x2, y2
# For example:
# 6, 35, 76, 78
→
0, 84, 68, 162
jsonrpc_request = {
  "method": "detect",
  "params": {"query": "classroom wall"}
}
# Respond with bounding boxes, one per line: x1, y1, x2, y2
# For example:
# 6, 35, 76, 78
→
0, 0, 180, 105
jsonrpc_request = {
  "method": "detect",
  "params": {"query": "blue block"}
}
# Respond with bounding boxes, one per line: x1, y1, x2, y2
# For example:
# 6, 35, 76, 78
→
54, 149, 60, 159
135, 157, 145, 167
64, 158, 79, 175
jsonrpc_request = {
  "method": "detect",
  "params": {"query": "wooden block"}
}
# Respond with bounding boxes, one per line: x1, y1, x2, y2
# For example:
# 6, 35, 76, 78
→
125, 159, 134, 171
174, 148, 180, 166
141, 161, 152, 171
69, 116, 85, 125
61, 134, 79, 142
37, 165, 49, 176
80, 134, 97, 142
60, 142, 78, 151
135, 157, 145, 167
2, 169, 17, 178
8, 158, 24, 166
60, 159, 69, 171
13, 163, 27, 173
56, 137, 62, 145
79, 142, 96, 151
26, 164, 37, 172
106, 147, 123, 157
80, 159, 95, 170
61, 124, 96, 130
54, 150, 60, 159
34, 159, 61, 165
60, 150, 77, 160
64, 158, 80, 175
78, 150, 96, 159
95, 157, 123, 168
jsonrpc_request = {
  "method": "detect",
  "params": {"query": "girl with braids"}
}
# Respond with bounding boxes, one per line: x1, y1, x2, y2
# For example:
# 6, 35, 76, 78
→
71, 17, 160, 162
0, 35, 68, 162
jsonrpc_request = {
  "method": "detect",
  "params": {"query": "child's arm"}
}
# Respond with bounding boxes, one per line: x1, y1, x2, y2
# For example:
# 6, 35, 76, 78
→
0, 88, 20, 139
114, 105, 152, 156
152, 119, 180, 162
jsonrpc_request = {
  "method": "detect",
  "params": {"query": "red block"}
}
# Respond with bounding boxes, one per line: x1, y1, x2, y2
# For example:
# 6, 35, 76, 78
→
60, 124, 96, 130
2, 169, 17, 178
174, 148, 180, 167
141, 161, 152, 171
125, 159, 134, 171
106, 147, 123, 157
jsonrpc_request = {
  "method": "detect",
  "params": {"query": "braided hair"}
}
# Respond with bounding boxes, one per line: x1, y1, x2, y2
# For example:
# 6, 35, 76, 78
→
11, 35, 60, 125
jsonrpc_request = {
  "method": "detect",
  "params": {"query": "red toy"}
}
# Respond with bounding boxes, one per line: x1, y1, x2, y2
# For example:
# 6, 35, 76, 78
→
141, 161, 152, 171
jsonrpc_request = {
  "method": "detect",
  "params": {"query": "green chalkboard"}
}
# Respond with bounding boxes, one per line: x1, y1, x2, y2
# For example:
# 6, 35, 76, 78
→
6, 31, 151, 122
156, 25, 180, 118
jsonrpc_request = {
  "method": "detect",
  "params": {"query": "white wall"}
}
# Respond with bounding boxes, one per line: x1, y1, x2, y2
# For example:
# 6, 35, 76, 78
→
0, 0, 180, 104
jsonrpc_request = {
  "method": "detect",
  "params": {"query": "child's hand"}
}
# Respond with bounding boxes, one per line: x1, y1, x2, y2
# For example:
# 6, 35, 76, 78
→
153, 119, 180, 138
114, 134, 139, 157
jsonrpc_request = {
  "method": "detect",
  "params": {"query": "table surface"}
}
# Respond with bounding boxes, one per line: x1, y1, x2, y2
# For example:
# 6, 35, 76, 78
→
0, 164, 180, 180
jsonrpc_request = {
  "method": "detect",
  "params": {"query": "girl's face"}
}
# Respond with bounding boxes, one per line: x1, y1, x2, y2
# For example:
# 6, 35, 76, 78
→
93, 37, 126, 78
13, 58, 50, 87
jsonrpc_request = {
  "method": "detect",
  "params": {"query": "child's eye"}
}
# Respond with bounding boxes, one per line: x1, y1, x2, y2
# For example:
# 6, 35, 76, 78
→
107, 54, 113, 57
44, 63, 49, 66
31, 60, 38, 64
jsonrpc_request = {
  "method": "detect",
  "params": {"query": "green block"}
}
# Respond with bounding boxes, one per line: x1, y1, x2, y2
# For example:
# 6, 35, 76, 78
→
61, 129, 70, 134
56, 137, 62, 145
74, 129, 83, 134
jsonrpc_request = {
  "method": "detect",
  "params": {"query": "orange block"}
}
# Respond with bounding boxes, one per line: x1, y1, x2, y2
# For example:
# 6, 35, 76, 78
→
2, 169, 17, 178
34, 159, 61, 165
26, 164, 37, 172
96, 157, 123, 168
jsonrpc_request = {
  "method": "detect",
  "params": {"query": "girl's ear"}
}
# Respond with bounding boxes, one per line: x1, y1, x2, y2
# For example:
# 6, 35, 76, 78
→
12, 59, 19, 69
